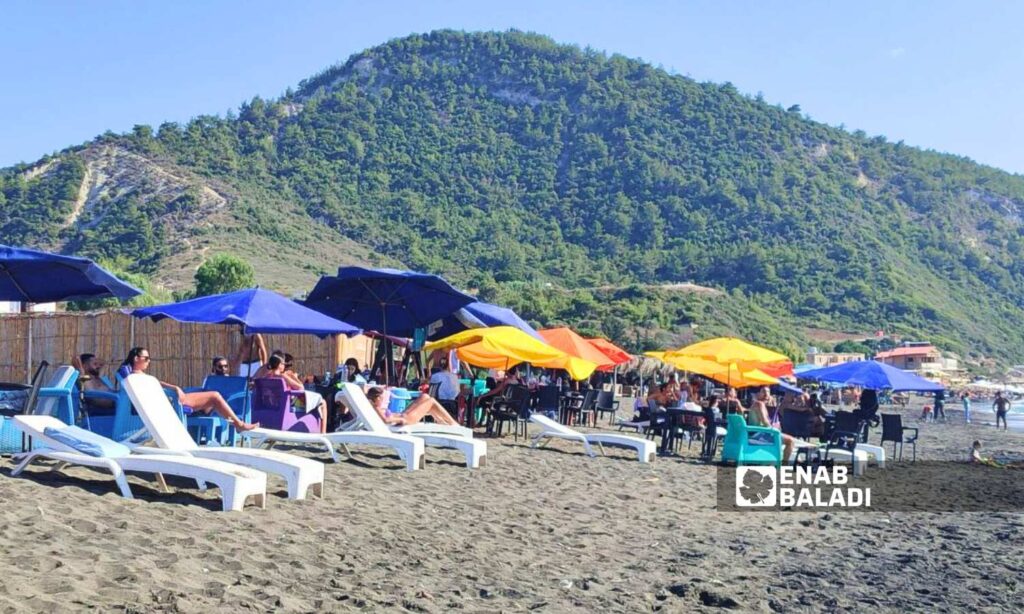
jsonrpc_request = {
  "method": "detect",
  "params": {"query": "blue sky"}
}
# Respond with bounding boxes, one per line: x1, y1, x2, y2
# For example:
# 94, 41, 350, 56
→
3, 0, 1023, 174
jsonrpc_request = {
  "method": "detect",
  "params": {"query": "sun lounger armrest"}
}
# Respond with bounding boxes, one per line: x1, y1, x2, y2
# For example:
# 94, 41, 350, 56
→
903, 426, 919, 440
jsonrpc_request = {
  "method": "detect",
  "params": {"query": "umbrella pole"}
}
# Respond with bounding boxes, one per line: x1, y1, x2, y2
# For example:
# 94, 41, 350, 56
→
241, 330, 255, 434
382, 309, 392, 386
25, 309, 32, 384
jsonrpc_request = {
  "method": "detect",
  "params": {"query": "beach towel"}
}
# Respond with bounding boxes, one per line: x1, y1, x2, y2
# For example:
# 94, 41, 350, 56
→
43, 425, 131, 457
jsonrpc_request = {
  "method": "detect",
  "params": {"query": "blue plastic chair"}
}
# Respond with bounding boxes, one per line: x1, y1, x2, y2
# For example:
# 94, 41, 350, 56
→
720, 413, 783, 466
183, 376, 249, 445
34, 366, 79, 425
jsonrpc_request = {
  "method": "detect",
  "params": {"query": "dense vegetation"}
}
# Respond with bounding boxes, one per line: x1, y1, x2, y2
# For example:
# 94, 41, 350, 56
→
3, 30, 1024, 362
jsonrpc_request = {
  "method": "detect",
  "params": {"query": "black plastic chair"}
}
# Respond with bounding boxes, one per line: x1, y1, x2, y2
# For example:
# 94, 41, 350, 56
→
594, 390, 620, 425
645, 398, 668, 441
780, 409, 813, 439
880, 413, 918, 461
577, 389, 598, 427
535, 386, 560, 420
834, 411, 868, 443
488, 385, 530, 440
822, 429, 859, 468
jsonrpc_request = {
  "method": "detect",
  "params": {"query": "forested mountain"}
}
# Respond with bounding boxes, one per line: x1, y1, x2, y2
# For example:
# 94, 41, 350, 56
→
3, 30, 1024, 362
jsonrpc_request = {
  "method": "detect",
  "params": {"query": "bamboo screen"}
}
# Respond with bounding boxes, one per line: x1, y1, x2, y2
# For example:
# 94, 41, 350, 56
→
0, 310, 345, 385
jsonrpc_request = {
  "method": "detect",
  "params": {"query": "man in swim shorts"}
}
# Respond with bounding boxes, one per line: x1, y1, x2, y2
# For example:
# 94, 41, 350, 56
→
993, 392, 1011, 431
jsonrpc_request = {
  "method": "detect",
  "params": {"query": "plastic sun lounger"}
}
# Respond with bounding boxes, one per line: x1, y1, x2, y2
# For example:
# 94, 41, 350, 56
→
529, 414, 655, 463
392, 422, 474, 439
123, 374, 325, 500
240, 395, 425, 473
11, 415, 266, 511
337, 383, 486, 469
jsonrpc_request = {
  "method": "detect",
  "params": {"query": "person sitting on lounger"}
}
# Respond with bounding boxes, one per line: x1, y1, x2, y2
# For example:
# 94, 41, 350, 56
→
365, 386, 460, 427
258, 355, 328, 433
750, 386, 797, 461
120, 347, 258, 432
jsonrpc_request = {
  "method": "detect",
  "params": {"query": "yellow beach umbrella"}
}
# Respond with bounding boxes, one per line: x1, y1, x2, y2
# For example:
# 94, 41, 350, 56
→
425, 326, 597, 380
664, 337, 793, 377
654, 352, 779, 388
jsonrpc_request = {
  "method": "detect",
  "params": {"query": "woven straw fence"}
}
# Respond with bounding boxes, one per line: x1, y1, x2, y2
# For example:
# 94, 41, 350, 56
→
0, 310, 362, 385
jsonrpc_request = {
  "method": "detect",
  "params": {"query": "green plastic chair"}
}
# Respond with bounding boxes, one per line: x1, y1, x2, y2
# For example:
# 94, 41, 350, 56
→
720, 413, 782, 466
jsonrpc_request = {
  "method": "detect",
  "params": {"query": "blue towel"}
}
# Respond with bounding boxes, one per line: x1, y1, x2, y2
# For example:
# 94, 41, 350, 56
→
43, 425, 131, 458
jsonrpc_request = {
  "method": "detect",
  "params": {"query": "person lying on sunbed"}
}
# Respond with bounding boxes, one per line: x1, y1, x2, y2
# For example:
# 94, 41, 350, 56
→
120, 347, 258, 431
365, 386, 460, 427
258, 355, 328, 433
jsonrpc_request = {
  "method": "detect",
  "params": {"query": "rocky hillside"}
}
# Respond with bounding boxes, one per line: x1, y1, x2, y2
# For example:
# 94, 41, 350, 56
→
3, 30, 1024, 360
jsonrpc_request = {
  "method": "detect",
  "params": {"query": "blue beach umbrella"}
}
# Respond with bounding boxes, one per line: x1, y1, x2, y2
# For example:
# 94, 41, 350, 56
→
303, 267, 474, 337
132, 287, 361, 424
303, 267, 475, 383
131, 287, 361, 337
793, 363, 818, 375
799, 360, 944, 392
0, 245, 141, 303
426, 301, 543, 341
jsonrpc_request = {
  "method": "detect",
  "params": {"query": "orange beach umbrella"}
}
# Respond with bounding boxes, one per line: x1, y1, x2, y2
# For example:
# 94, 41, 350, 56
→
539, 327, 617, 370
586, 337, 632, 373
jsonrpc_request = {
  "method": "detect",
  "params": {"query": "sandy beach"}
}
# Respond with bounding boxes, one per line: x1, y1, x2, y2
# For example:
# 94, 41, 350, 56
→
1, 403, 1022, 613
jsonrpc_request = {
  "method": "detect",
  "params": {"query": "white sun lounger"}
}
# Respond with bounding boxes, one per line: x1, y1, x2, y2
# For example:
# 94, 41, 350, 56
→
240, 393, 424, 472
11, 415, 266, 511
393, 422, 474, 439
123, 374, 325, 500
336, 383, 486, 469
529, 414, 655, 463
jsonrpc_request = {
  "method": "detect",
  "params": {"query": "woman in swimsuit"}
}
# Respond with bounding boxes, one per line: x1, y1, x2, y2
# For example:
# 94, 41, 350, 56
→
122, 347, 258, 431
366, 386, 459, 427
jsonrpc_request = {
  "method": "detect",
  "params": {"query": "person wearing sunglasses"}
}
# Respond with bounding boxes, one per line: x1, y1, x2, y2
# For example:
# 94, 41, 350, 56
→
211, 356, 232, 376
120, 347, 258, 431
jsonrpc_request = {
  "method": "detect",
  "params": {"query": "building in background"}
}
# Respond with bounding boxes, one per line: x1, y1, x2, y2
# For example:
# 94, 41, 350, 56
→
0, 302, 56, 314
806, 347, 865, 367
875, 342, 965, 384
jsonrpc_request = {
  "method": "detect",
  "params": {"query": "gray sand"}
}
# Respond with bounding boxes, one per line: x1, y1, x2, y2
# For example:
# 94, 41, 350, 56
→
0, 405, 1021, 612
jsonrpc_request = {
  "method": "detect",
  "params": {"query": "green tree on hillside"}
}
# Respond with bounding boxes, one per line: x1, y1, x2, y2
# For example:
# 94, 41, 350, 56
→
193, 254, 255, 297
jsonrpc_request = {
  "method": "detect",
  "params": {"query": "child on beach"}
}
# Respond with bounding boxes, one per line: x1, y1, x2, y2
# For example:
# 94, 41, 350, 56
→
970, 440, 1024, 468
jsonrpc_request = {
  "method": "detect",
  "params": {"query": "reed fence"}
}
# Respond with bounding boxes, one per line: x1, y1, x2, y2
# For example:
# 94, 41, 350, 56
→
0, 310, 375, 385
